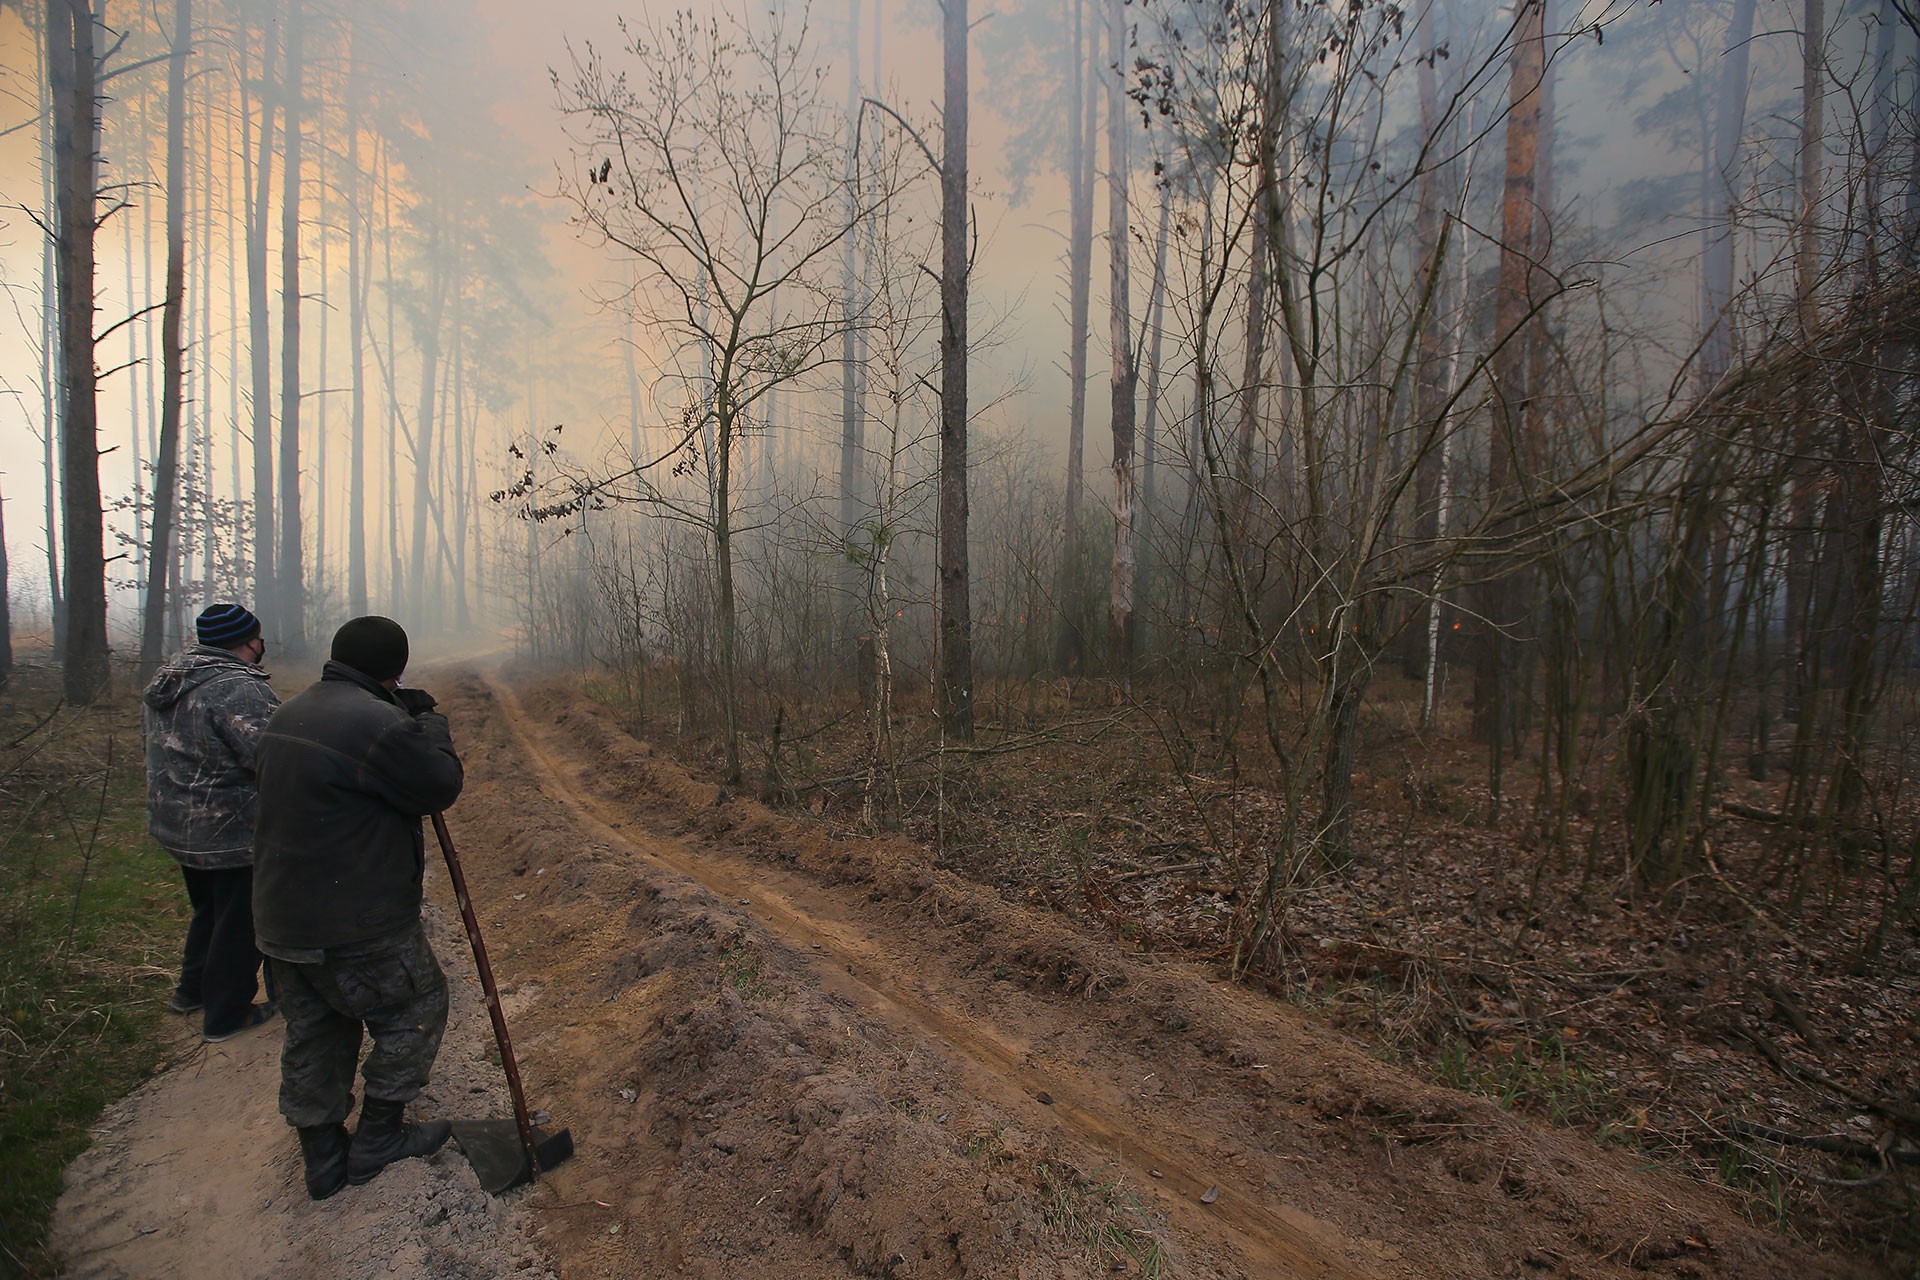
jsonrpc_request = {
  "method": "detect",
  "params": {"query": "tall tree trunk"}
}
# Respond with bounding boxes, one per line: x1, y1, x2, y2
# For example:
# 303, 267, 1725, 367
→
37, 5, 65, 650
381, 135, 403, 604
277, 0, 305, 644
245, 1, 279, 614
1137, 176, 1171, 658
1825, 2, 1896, 831
1055, 0, 1093, 673
0, 468, 12, 684
715, 376, 742, 784
938, 0, 974, 742
840, 0, 865, 679
450, 325, 471, 630
215, 36, 237, 602
1698, 0, 1755, 391
311, 35, 328, 605
141, 0, 192, 675
345, 24, 368, 616
51, 0, 108, 703
1234, 0, 1284, 538
1106, 0, 1136, 672
1409, 6, 1446, 689
409, 225, 448, 623
1779, 0, 1830, 825
1471, 0, 1545, 781
125, 93, 146, 604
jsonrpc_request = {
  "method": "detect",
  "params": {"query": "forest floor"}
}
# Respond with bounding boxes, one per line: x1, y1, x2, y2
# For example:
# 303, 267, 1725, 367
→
48, 662, 1915, 1278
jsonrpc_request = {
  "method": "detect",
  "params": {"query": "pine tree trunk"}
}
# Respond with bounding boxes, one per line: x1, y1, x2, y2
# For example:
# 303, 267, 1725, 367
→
245, 3, 279, 613
1784, 0, 1826, 734
311, 36, 328, 604
141, 0, 192, 675
1055, 0, 1093, 673
277, 0, 305, 644
1105, 0, 1136, 673
346, 25, 368, 616
1408, 15, 1446, 687
51, 0, 108, 703
938, 0, 974, 742
1137, 178, 1171, 658
1698, 0, 1755, 390
37, 7, 65, 650
840, 0, 865, 681
409, 227, 447, 622
1472, 0, 1545, 779
0, 471, 13, 686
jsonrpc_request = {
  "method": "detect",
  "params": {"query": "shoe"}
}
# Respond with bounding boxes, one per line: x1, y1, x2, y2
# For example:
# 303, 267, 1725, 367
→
203, 1002, 277, 1043
346, 1097, 452, 1185
297, 1123, 351, 1200
167, 991, 202, 1014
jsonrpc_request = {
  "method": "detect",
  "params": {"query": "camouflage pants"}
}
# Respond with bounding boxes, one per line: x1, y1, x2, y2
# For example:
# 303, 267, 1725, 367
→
270, 923, 448, 1127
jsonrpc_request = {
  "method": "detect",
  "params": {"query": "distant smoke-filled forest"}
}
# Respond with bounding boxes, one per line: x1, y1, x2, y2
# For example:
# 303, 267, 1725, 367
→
6, 0, 1920, 907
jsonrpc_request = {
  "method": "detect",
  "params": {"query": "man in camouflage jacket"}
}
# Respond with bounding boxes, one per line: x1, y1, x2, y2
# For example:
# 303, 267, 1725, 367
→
144, 602, 279, 1042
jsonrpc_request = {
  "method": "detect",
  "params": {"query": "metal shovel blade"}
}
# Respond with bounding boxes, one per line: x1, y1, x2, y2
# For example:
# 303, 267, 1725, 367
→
450, 1119, 575, 1194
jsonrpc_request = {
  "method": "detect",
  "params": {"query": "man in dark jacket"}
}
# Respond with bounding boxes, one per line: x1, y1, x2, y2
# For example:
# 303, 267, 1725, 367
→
144, 602, 279, 1042
253, 616, 464, 1200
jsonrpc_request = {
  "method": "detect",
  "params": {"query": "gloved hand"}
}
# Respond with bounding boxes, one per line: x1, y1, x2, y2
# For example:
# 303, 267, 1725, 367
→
392, 687, 438, 717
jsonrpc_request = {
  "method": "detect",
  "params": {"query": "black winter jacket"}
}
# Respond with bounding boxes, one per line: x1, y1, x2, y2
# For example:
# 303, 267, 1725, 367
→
252, 661, 464, 953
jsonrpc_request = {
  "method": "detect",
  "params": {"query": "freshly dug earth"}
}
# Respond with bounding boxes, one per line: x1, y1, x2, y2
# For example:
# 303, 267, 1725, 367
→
52, 667, 1883, 1278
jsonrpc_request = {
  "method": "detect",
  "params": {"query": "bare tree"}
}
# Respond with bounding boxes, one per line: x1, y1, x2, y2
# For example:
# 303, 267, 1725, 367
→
555, 6, 886, 780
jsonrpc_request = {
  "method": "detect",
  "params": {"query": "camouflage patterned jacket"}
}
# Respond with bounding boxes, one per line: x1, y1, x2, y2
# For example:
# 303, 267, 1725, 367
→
143, 645, 280, 869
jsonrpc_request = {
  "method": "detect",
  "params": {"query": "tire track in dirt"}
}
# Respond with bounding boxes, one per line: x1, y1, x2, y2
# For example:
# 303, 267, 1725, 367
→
480, 670, 1400, 1280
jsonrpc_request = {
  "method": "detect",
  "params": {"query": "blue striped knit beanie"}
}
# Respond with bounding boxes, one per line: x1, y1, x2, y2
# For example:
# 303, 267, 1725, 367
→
196, 603, 261, 648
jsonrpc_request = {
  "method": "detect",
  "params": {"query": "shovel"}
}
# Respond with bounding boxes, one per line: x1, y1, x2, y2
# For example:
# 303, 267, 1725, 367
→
432, 811, 574, 1193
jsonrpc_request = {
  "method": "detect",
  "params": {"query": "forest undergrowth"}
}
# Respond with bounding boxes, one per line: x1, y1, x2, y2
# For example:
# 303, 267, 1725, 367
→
589, 663, 1920, 1271
0, 655, 184, 1280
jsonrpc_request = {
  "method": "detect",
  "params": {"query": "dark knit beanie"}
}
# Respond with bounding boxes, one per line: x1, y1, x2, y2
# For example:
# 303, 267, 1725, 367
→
197, 603, 261, 648
330, 615, 409, 682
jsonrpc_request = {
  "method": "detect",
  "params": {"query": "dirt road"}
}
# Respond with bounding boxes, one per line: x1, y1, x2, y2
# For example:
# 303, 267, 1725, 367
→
52, 668, 1877, 1278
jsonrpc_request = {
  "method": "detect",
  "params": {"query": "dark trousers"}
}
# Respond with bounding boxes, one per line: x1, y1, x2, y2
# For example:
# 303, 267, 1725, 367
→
177, 865, 264, 1037
270, 924, 449, 1128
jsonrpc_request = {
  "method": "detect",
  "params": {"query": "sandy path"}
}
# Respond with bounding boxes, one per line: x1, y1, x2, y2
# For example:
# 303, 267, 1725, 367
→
51, 666, 1881, 1280
485, 673, 1390, 1279
51, 896, 554, 1280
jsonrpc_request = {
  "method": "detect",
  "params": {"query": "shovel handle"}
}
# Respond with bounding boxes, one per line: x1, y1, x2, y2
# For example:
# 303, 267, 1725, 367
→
432, 811, 541, 1183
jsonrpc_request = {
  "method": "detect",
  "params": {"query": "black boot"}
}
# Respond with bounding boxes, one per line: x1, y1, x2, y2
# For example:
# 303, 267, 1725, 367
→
346, 1097, 452, 1185
297, 1123, 350, 1200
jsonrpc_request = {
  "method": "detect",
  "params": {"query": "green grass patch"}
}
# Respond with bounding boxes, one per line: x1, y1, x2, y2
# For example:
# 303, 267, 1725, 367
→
1, 686, 187, 1280
718, 937, 783, 1002
1039, 1161, 1169, 1278
1432, 1031, 1609, 1126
